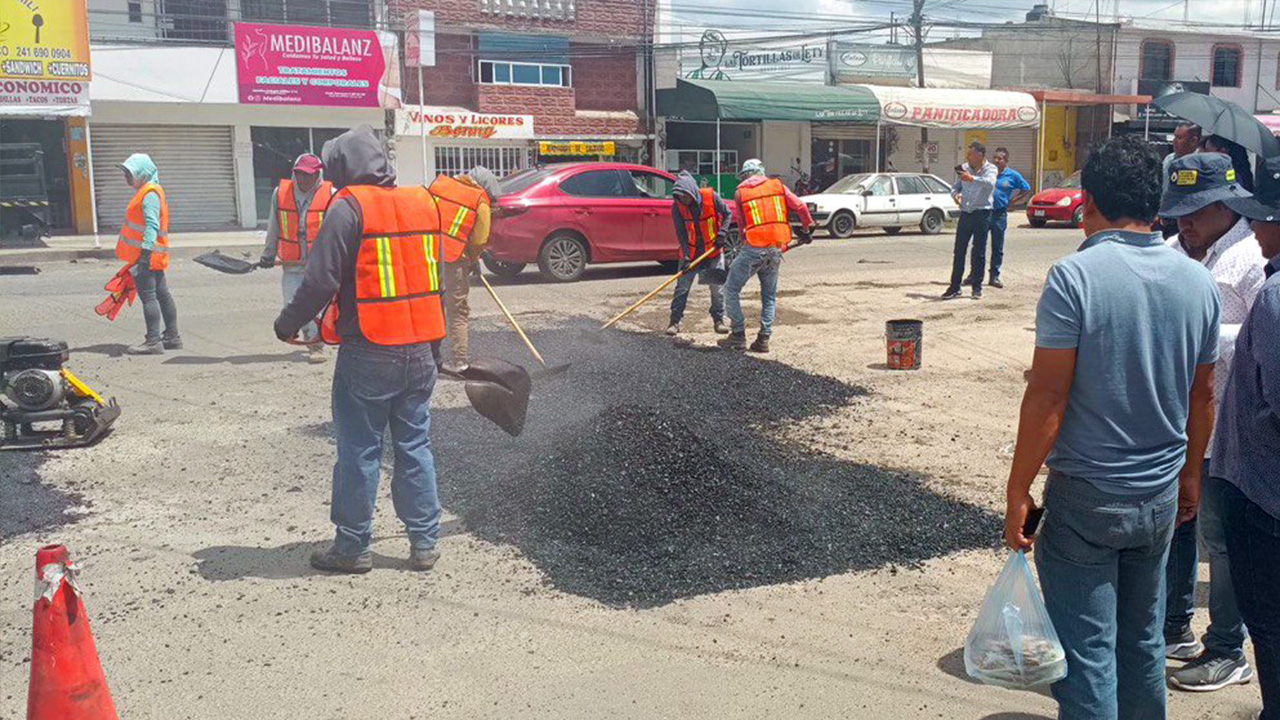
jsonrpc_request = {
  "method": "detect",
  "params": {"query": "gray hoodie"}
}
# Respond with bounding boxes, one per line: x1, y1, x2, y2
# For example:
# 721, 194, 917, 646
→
274, 125, 402, 344
670, 171, 729, 259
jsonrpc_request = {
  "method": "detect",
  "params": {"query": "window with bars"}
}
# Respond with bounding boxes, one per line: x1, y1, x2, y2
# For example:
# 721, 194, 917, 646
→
241, 0, 373, 28
1213, 45, 1243, 88
1140, 39, 1174, 81
434, 146, 531, 178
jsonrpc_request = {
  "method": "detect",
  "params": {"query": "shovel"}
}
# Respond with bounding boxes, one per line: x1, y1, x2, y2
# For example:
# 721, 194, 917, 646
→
460, 357, 531, 437
595, 245, 719, 335
194, 250, 260, 275
477, 272, 570, 378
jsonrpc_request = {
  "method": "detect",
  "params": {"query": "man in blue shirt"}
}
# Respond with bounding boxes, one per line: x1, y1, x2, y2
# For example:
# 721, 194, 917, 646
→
1210, 153, 1280, 720
1004, 138, 1221, 719
985, 147, 1031, 288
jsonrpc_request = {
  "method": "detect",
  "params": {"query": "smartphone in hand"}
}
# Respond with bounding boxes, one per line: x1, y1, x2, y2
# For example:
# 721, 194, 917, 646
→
954, 164, 966, 175
1023, 505, 1045, 537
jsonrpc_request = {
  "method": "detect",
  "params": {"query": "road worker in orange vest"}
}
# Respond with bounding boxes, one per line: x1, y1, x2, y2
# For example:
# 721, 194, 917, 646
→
666, 170, 730, 336
428, 166, 499, 376
259, 153, 333, 363
116, 153, 181, 355
274, 125, 449, 575
718, 158, 815, 353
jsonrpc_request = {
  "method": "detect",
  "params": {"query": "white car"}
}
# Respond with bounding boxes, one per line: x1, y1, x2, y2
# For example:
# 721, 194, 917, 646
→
801, 172, 961, 237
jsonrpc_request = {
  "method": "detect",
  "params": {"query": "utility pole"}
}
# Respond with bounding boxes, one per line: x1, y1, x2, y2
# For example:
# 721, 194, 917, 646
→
911, 0, 929, 171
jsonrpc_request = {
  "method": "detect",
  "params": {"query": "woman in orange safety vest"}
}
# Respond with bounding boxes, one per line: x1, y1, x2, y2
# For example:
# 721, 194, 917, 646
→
115, 153, 180, 356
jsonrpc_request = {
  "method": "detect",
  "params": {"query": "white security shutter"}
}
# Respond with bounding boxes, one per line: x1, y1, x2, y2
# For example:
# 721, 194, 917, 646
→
812, 123, 879, 141
92, 124, 237, 231
982, 128, 1038, 183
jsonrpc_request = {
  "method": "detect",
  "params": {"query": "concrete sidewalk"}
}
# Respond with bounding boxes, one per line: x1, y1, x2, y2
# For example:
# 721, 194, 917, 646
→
0, 230, 265, 266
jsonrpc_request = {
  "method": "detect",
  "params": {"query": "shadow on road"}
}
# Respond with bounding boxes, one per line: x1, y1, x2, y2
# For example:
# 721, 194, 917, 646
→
483, 263, 672, 287
979, 714, 1055, 720
72, 343, 129, 358
162, 352, 310, 366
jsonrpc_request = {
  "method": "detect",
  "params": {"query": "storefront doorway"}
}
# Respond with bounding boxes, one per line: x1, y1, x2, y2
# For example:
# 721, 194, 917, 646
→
0, 119, 73, 236
810, 138, 873, 193
251, 126, 347, 223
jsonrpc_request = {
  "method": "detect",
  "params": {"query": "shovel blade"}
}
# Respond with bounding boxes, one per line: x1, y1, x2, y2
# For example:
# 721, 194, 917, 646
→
461, 357, 531, 437
194, 251, 257, 275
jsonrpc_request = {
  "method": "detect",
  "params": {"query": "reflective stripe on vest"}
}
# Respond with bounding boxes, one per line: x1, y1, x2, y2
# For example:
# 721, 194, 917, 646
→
428, 174, 488, 264
115, 183, 171, 270
324, 186, 445, 346
737, 178, 791, 249
276, 179, 333, 264
676, 188, 721, 260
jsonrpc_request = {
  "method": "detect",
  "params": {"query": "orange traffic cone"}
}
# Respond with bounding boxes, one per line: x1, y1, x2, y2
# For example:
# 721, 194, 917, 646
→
27, 544, 118, 720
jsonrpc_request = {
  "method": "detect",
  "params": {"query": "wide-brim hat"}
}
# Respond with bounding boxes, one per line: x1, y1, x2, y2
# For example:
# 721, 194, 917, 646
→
1227, 154, 1280, 222
1160, 152, 1251, 218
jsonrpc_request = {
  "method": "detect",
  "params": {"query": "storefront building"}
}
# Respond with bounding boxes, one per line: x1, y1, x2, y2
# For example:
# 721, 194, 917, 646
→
1, 0, 95, 237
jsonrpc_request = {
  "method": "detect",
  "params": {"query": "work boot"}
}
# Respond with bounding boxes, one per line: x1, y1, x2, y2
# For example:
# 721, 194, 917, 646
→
989, 275, 1004, 289
749, 332, 771, 353
1166, 626, 1205, 661
161, 332, 183, 350
717, 331, 747, 351
306, 343, 328, 364
665, 322, 680, 336
440, 360, 469, 378
407, 546, 441, 572
125, 341, 164, 356
1169, 652, 1253, 692
712, 319, 730, 335
309, 546, 373, 575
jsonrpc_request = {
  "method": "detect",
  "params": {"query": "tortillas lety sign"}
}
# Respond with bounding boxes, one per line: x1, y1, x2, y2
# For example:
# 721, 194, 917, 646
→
235, 23, 401, 108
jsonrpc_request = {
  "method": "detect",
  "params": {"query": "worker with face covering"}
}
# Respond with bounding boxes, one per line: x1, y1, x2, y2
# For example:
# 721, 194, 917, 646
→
115, 153, 181, 355
667, 170, 730, 336
260, 153, 333, 363
274, 125, 447, 575
428, 166, 498, 376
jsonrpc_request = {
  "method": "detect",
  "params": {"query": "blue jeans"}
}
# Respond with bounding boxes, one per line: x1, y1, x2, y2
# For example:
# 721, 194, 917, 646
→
131, 265, 179, 344
1164, 466, 1248, 659
1222, 480, 1280, 720
669, 266, 724, 325
282, 266, 319, 344
1036, 473, 1178, 720
723, 246, 781, 336
949, 209, 990, 291
988, 208, 1008, 281
330, 340, 441, 555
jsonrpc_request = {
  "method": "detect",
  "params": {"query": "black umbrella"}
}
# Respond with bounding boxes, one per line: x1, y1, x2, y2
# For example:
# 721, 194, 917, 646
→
1153, 92, 1280, 158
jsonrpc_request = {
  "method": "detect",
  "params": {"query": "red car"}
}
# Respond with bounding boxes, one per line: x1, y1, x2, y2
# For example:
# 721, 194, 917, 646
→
1026, 171, 1085, 228
482, 162, 737, 282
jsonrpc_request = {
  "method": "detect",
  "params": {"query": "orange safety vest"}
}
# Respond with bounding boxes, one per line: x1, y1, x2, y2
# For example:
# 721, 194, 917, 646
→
115, 183, 170, 271
675, 187, 721, 260
428, 174, 487, 264
319, 186, 445, 346
736, 178, 792, 249
276, 178, 333, 264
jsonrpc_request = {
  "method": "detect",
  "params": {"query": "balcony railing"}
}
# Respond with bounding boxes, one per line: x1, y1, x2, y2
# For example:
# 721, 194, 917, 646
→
90, 0, 378, 45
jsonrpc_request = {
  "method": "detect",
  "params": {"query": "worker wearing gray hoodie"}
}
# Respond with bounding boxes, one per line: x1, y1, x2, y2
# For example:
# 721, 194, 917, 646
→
667, 171, 730, 336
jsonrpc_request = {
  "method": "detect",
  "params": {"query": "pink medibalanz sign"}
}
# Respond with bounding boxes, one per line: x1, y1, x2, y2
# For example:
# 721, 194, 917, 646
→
235, 22, 401, 108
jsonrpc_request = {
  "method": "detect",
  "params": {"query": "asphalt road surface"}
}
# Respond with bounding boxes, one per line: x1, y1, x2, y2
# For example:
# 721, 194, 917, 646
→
1, 224, 1259, 720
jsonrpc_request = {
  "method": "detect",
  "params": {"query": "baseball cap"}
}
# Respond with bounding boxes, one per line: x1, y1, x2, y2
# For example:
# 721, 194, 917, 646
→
292, 153, 324, 174
1160, 153, 1251, 218
1227, 154, 1280, 222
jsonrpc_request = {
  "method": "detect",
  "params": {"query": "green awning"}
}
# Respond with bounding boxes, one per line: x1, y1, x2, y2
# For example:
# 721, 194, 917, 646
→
658, 79, 881, 123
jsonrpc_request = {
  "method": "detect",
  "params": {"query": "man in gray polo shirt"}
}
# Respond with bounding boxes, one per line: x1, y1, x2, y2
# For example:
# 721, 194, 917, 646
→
1003, 136, 1221, 719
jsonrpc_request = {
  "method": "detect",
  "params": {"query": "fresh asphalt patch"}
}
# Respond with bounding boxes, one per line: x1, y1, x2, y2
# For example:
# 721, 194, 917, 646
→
431, 318, 999, 609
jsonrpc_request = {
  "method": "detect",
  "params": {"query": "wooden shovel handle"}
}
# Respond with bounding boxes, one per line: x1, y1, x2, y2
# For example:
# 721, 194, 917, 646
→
478, 272, 547, 366
600, 246, 719, 331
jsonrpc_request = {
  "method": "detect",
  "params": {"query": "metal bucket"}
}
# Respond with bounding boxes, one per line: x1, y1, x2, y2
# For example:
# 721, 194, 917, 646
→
886, 319, 923, 370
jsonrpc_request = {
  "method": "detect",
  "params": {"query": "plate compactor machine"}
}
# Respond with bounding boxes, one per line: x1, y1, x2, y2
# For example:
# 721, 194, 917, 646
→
0, 337, 120, 450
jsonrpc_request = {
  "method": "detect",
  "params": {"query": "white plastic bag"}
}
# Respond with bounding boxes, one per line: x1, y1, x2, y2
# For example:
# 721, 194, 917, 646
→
964, 550, 1068, 689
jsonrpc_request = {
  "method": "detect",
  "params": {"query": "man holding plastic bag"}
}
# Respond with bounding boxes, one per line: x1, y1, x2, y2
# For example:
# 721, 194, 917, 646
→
1000, 138, 1221, 718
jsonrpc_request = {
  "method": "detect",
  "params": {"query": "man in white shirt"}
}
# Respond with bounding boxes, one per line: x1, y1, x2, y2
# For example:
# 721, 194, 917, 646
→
1162, 155, 1267, 692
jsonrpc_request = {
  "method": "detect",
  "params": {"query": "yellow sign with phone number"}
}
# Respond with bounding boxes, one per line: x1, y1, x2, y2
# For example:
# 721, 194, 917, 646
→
0, 0, 92, 81
539, 141, 616, 156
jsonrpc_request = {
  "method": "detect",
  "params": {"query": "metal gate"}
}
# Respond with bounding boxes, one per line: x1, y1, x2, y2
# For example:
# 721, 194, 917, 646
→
982, 129, 1038, 185
433, 145, 531, 178
92, 124, 238, 231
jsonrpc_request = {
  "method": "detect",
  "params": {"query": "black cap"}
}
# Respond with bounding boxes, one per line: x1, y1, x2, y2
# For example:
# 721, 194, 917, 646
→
1227, 154, 1280, 223
1160, 153, 1251, 218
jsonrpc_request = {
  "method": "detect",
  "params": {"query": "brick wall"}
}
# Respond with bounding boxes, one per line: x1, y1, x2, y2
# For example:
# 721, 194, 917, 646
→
478, 84, 638, 136
572, 46, 636, 112
390, 0, 650, 40
414, 33, 475, 107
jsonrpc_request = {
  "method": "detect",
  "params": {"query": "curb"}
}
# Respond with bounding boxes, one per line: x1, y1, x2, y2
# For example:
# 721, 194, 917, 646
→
0, 244, 261, 267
